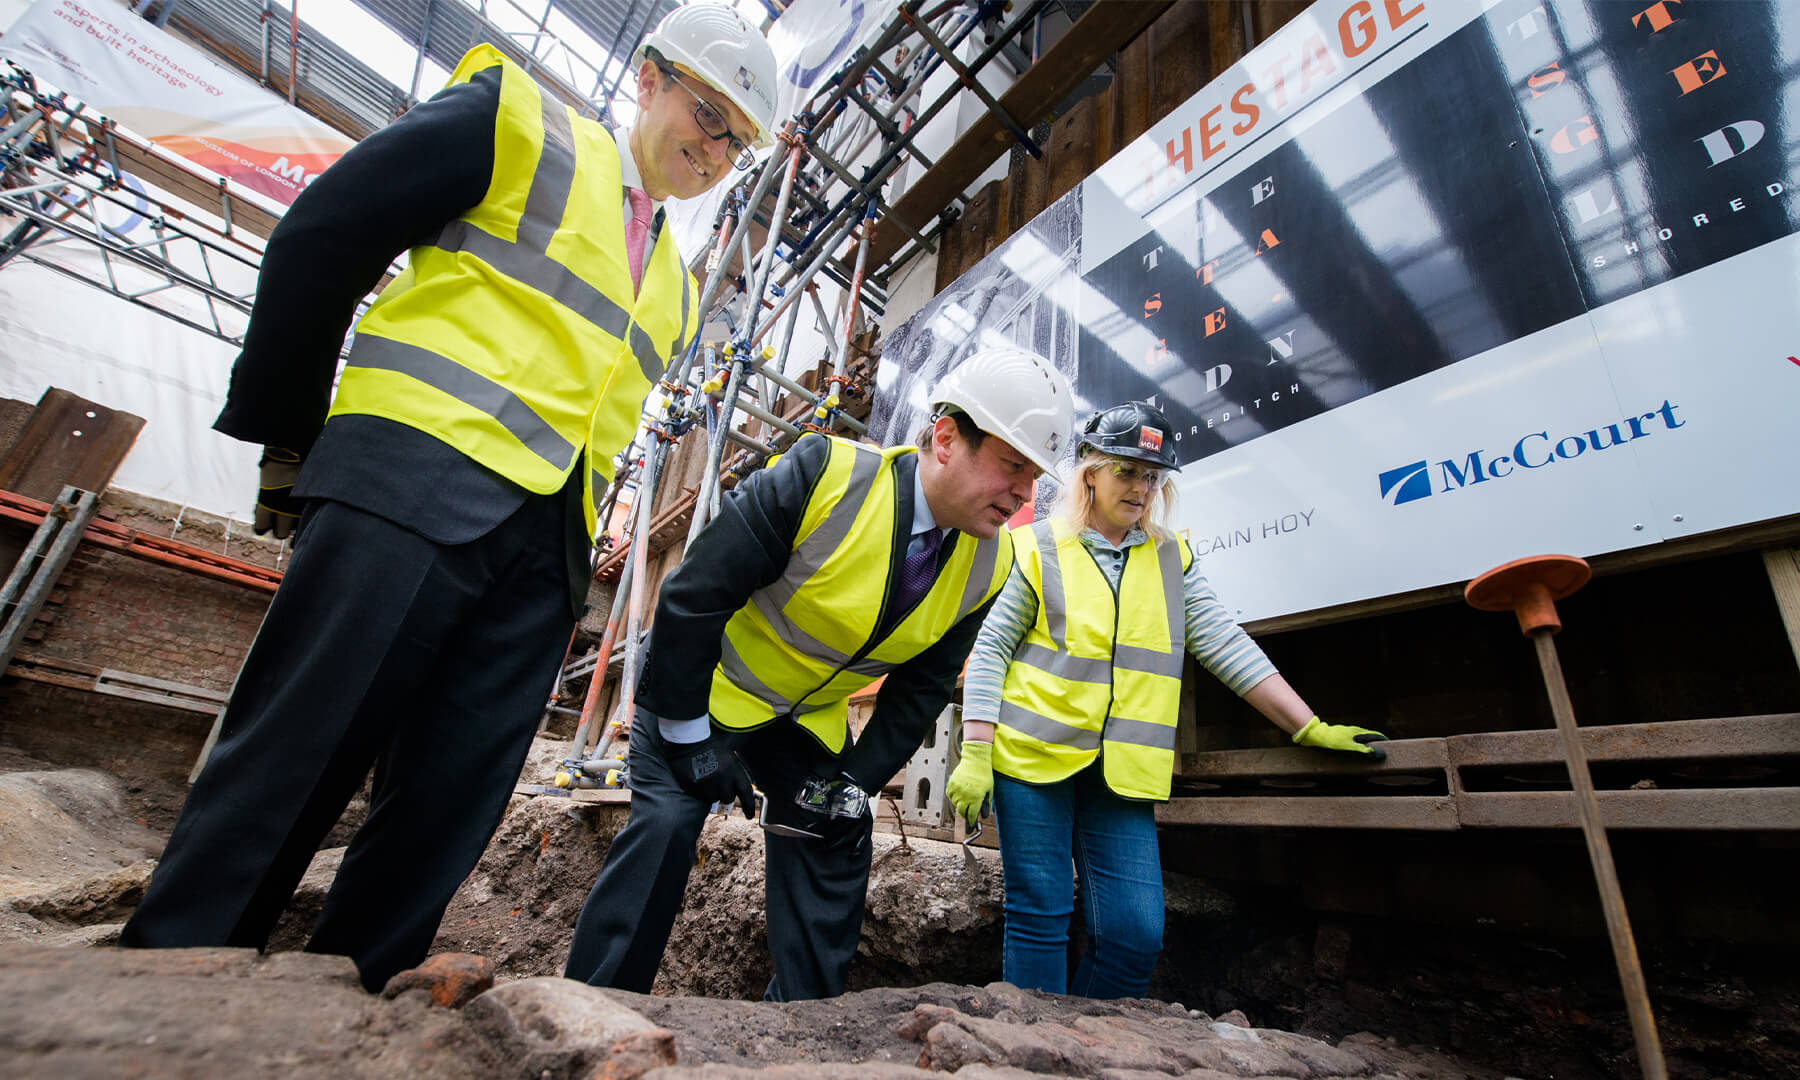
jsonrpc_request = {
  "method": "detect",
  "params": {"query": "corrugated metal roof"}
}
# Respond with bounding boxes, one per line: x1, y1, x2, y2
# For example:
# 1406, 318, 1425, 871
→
165, 0, 411, 137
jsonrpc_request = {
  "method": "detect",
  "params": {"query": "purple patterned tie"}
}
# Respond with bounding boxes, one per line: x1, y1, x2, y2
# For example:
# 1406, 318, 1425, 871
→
894, 527, 945, 612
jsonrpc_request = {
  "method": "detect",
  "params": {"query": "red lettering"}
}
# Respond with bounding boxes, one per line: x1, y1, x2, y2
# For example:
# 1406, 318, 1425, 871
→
1385, 0, 1424, 28
1339, 1, 1378, 58
1299, 35, 1338, 96
1262, 61, 1289, 110
1230, 83, 1259, 135
1631, 0, 1682, 33
1166, 127, 1195, 175
1199, 105, 1226, 160
1254, 229, 1282, 255
1549, 116, 1598, 154
1527, 62, 1566, 98
1670, 50, 1726, 95
1203, 309, 1227, 337
1197, 258, 1220, 286
1144, 293, 1163, 318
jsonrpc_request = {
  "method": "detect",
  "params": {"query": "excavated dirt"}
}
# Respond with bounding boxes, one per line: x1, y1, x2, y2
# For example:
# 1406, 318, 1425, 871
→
2, 735, 1796, 1078
2, 943, 1509, 1080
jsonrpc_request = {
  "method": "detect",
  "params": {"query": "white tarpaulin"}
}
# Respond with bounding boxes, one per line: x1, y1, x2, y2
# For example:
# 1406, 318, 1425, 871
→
0, 262, 255, 517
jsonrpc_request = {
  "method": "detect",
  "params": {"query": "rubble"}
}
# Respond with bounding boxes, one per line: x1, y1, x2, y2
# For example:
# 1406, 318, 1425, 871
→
6, 737, 1796, 1077
0, 943, 1507, 1079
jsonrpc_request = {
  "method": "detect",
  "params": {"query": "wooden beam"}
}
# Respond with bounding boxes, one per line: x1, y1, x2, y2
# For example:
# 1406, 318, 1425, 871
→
1158, 795, 1460, 830
867, 0, 1175, 271
1763, 548, 1800, 673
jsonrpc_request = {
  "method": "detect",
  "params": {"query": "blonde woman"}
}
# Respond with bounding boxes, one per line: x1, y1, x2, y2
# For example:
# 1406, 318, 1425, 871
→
948, 401, 1386, 997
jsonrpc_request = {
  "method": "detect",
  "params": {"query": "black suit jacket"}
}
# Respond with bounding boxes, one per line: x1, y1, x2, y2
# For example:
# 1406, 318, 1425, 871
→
637, 434, 999, 790
213, 66, 592, 614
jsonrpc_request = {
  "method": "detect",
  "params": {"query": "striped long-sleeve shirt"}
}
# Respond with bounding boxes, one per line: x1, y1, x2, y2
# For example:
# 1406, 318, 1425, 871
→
961, 524, 1276, 728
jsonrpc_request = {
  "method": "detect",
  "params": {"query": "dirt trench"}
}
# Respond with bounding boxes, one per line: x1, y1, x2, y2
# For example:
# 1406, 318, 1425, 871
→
2, 735, 1796, 1078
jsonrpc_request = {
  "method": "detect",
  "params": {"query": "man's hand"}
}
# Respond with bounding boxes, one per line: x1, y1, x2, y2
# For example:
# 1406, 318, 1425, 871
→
1292, 717, 1389, 761
947, 740, 994, 826
664, 733, 755, 817
254, 447, 305, 540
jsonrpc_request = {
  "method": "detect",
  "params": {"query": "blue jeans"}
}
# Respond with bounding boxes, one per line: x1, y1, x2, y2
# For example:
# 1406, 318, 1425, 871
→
993, 764, 1164, 997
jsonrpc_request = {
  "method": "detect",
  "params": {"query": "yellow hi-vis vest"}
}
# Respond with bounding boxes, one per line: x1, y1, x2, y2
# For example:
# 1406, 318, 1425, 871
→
327, 45, 697, 538
997, 520, 1192, 801
710, 435, 1015, 754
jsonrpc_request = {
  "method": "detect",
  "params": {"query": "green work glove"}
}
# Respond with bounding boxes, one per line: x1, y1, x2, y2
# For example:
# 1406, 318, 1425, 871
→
947, 740, 994, 826
1293, 716, 1389, 761
253, 446, 305, 540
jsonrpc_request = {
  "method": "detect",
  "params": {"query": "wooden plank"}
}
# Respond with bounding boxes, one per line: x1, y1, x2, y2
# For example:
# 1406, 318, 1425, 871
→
1457, 788, 1800, 830
107, 137, 283, 244
1250, 1, 1316, 46
1114, 30, 1152, 148
1177, 737, 1449, 779
1446, 714, 1800, 768
1148, 0, 1211, 123
1045, 94, 1098, 208
1209, 0, 1251, 81
568, 788, 633, 804
1158, 795, 1459, 830
1763, 548, 1800, 672
0, 389, 144, 503
933, 178, 1001, 293
868, 0, 1175, 270
1092, 81, 1119, 178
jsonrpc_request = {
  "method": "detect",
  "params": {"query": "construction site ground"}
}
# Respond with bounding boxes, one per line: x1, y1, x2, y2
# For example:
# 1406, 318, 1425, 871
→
0, 733, 1793, 1079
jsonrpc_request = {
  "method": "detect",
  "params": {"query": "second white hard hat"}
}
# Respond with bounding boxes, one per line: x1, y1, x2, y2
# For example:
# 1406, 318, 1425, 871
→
930, 346, 1075, 481
637, 3, 779, 149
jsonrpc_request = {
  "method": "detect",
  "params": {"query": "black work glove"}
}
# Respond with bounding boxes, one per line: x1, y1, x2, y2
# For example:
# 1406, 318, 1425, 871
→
254, 446, 305, 540
664, 734, 756, 818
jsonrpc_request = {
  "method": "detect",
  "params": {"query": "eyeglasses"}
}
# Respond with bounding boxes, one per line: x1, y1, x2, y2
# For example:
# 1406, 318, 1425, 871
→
658, 65, 756, 171
1104, 459, 1167, 487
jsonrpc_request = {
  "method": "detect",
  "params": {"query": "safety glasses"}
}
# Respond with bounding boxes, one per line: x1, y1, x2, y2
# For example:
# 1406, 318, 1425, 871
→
658, 65, 755, 171
1104, 459, 1167, 488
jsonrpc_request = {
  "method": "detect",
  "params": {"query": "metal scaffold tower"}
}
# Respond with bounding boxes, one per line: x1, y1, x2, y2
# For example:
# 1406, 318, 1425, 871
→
0, 0, 1084, 793
549, 0, 1062, 791
0, 63, 269, 346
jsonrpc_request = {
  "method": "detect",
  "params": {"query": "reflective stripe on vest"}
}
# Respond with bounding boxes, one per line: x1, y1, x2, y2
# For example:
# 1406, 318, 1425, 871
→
328, 45, 697, 539
996, 520, 1190, 800
710, 435, 1013, 753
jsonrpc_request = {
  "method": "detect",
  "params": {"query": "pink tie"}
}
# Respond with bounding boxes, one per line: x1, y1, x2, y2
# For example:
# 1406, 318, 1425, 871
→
625, 187, 654, 294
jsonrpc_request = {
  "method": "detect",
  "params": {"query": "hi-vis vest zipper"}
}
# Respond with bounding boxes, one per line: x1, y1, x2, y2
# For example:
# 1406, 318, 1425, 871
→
997, 519, 1192, 801
710, 435, 1014, 754
328, 44, 697, 538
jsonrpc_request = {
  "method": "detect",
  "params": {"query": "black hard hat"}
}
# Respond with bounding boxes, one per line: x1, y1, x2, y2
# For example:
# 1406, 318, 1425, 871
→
1076, 401, 1179, 471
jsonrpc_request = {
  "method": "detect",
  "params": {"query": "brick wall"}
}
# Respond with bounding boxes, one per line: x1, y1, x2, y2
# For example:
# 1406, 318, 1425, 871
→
39, 542, 270, 692
0, 513, 272, 796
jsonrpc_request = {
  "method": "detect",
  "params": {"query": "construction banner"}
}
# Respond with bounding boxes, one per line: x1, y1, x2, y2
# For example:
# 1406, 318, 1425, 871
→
874, 0, 1800, 622
0, 0, 351, 206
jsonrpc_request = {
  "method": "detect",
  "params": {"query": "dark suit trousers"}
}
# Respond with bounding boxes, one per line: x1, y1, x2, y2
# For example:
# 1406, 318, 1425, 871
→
120, 494, 575, 991
563, 717, 874, 1000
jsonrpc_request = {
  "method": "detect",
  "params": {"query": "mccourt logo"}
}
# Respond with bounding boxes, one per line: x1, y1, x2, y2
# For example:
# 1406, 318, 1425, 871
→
1378, 399, 1686, 506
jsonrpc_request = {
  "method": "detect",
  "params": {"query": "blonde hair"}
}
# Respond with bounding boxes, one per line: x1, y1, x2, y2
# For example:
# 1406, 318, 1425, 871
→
1048, 453, 1179, 542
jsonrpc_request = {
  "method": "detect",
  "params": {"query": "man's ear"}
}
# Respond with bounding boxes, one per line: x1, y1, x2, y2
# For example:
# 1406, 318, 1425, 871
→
931, 415, 959, 464
635, 59, 661, 103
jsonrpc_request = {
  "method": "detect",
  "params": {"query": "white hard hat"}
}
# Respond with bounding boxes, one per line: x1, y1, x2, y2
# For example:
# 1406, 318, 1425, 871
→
931, 346, 1075, 482
636, 4, 779, 149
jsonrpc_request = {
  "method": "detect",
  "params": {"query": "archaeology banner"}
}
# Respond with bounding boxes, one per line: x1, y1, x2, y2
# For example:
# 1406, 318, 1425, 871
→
0, 0, 351, 206
876, 0, 1799, 622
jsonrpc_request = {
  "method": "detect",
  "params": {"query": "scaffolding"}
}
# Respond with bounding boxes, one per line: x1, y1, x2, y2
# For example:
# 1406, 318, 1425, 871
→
0, 0, 1108, 792
548, 0, 1070, 789
0, 64, 271, 346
